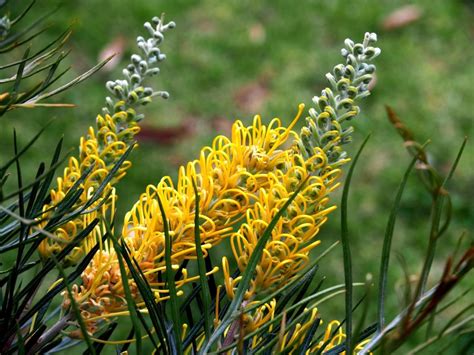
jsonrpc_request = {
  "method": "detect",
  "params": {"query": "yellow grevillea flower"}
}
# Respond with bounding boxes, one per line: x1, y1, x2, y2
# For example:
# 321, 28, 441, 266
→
222, 107, 341, 300
217, 32, 380, 352
37, 16, 174, 265
223, 164, 339, 298
67, 106, 305, 333
38, 112, 137, 265
287, 318, 371, 354
223, 301, 370, 354
123, 106, 302, 254
64, 239, 209, 335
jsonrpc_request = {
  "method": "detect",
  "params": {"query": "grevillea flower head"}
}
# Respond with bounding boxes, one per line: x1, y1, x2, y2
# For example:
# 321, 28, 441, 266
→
223, 33, 380, 302
226, 300, 372, 353
67, 104, 306, 332
38, 16, 174, 265
216, 33, 379, 354
223, 159, 339, 299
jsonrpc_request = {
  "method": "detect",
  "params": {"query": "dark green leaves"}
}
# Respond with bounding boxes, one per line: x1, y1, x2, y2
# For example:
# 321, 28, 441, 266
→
0, 1, 111, 115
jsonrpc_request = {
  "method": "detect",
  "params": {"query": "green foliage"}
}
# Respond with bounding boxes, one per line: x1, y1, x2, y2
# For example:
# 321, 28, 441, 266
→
0, 1, 110, 114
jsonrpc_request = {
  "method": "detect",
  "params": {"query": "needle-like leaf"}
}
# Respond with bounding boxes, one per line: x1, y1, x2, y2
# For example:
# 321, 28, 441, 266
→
192, 179, 213, 340
156, 193, 183, 354
340, 133, 371, 352
377, 155, 417, 331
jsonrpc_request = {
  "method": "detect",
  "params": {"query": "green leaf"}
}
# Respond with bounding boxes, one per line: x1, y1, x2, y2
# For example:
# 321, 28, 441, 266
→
298, 317, 321, 354
10, 0, 36, 26
275, 265, 318, 316
12, 48, 29, 99
1, 130, 27, 328
442, 137, 467, 185
340, 133, 371, 352
156, 193, 183, 354
17, 235, 105, 326
352, 274, 374, 353
0, 47, 29, 115
0, 28, 71, 72
118, 236, 171, 351
27, 55, 113, 103
417, 137, 468, 297
377, 155, 417, 331
15, 322, 26, 355
104, 220, 147, 355
20, 51, 70, 103
24, 162, 45, 217
108, 234, 143, 354
30, 137, 64, 216
51, 254, 95, 354
192, 179, 213, 340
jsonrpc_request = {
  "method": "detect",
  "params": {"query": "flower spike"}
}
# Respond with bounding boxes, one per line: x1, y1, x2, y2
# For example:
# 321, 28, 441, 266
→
298, 32, 380, 168
103, 14, 176, 123
38, 16, 174, 265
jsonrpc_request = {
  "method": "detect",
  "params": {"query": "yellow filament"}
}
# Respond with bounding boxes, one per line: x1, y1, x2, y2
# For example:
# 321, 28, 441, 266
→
267, 103, 305, 155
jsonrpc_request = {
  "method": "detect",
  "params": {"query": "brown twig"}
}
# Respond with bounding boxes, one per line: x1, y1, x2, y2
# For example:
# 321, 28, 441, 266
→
392, 247, 473, 350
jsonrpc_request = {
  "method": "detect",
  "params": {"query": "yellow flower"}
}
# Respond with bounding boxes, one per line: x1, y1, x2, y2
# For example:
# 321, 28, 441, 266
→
226, 170, 338, 297
37, 15, 174, 265
222, 106, 342, 300
67, 105, 305, 333
283, 316, 371, 354
123, 107, 303, 254
38, 112, 138, 265
219, 300, 371, 354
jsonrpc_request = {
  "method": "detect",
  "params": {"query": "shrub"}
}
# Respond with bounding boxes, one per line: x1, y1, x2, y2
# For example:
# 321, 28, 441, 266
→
0, 2, 471, 354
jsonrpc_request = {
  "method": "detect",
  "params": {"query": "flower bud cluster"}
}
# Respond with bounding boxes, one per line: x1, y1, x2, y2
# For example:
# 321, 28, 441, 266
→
103, 15, 175, 123
0, 15, 10, 39
297, 32, 380, 168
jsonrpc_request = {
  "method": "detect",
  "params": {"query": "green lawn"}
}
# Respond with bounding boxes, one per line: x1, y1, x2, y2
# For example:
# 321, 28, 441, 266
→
1, 0, 473, 353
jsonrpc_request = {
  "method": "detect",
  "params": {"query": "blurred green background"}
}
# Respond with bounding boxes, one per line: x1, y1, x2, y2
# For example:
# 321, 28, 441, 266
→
1, 0, 473, 352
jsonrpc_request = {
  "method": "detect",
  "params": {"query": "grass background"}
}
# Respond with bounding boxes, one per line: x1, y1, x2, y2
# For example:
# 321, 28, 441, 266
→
1, 0, 473, 353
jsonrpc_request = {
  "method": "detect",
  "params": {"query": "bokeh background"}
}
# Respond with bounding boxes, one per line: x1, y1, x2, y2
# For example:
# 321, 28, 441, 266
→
2, 0, 473, 352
